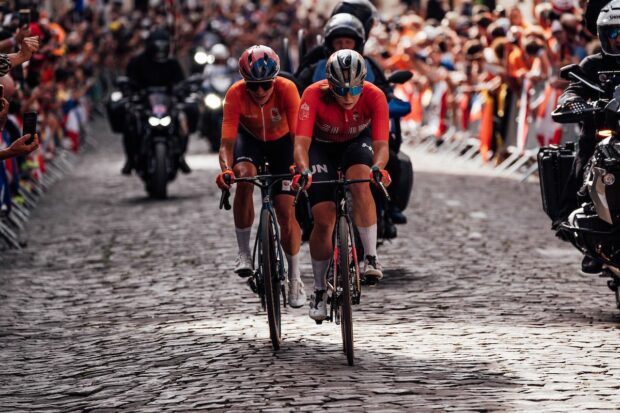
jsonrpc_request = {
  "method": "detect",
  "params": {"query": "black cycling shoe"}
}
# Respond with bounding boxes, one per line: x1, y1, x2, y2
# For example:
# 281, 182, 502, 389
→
179, 157, 191, 174
390, 208, 407, 224
581, 255, 603, 274
121, 160, 133, 175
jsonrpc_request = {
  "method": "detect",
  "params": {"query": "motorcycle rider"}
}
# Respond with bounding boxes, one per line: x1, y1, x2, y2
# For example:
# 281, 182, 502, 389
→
555, 0, 620, 273
123, 29, 190, 175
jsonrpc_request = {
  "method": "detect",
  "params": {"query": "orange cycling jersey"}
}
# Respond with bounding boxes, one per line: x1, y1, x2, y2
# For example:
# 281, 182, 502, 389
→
221, 77, 300, 142
296, 80, 389, 143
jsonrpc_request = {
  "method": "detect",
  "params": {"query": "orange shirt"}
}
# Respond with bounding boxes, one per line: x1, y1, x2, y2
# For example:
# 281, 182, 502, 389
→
296, 80, 389, 143
221, 77, 300, 142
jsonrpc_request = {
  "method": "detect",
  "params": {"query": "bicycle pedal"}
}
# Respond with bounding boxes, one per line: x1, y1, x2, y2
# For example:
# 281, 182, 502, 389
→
236, 269, 254, 278
246, 277, 258, 294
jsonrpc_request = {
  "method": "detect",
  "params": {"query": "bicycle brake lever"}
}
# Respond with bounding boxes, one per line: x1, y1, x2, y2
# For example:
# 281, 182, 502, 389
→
219, 190, 231, 210
378, 182, 391, 202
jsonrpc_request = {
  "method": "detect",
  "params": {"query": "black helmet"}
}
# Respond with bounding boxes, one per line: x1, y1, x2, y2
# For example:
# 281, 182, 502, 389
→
597, 0, 620, 57
331, 0, 377, 41
146, 29, 171, 63
324, 13, 366, 54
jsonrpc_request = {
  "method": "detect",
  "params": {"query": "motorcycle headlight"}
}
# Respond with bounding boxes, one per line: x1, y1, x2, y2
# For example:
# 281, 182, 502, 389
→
204, 93, 222, 109
211, 76, 232, 94
159, 116, 172, 127
148, 116, 160, 127
194, 51, 209, 65
110, 91, 123, 102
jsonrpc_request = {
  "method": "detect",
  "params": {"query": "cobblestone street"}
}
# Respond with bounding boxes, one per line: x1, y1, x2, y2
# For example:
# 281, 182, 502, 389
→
2, 122, 620, 412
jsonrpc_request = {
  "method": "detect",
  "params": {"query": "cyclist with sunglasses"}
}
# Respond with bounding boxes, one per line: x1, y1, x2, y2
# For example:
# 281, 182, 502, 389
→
215, 45, 307, 308
553, 0, 620, 274
292, 49, 391, 321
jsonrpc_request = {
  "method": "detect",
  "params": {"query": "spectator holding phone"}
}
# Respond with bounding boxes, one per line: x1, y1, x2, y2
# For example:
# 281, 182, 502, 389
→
0, 133, 39, 160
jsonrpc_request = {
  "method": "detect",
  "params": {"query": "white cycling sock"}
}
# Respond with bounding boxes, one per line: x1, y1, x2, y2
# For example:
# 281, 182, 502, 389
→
357, 224, 378, 258
235, 227, 252, 257
311, 258, 330, 291
286, 253, 301, 281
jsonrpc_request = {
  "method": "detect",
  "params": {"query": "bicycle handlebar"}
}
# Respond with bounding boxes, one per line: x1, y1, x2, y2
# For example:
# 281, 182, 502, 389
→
292, 177, 391, 206
219, 173, 294, 210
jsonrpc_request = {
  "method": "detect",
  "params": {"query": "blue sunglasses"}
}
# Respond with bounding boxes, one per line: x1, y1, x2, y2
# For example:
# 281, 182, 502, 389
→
608, 27, 620, 40
331, 85, 363, 97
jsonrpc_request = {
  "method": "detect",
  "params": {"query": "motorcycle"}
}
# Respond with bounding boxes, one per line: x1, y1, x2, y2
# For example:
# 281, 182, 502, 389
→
106, 76, 201, 199
199, 57, 239, 152
189, 31, 222, 74
540, 63, 620, 309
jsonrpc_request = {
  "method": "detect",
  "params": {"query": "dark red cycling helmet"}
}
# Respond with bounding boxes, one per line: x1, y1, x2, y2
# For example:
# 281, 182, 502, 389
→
238, 45, 280, 81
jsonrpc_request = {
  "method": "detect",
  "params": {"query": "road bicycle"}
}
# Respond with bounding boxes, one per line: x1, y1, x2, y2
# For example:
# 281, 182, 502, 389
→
295, 169, 389, 365
220, 166, 293, 350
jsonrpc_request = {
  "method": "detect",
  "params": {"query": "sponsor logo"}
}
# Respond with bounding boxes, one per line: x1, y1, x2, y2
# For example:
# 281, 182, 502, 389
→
311, 164, 329, 174
271, 108, 281, 122
299, 102, 310, 120
352, 111, 359, 121
282, 179, 292, 191
362, 143, 374, 153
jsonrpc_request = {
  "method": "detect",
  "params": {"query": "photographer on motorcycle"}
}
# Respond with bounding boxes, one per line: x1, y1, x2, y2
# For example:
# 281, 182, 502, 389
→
555, 0, 620, 273
122, 29, 190, 175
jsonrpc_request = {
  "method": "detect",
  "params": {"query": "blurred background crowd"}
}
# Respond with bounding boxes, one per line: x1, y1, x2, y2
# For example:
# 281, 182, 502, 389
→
0, 0, 597, 233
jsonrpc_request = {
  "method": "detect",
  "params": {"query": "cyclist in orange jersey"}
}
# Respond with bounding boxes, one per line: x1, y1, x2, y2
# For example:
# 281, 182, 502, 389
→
215, 45, 306, 308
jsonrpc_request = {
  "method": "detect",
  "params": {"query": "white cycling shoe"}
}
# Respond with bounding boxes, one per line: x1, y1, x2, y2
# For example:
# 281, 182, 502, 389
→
288, 277, 307, 308
234, 253, 253, 277
363, 255, 383, 281
309, 289, 328, 322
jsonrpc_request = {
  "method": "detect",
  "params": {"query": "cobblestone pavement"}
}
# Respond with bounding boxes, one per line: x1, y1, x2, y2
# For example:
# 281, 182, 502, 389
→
2, 121, 620, 412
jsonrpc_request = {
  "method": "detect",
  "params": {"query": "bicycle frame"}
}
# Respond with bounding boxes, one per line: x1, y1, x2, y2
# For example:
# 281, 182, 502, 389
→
236, 172, 292, 294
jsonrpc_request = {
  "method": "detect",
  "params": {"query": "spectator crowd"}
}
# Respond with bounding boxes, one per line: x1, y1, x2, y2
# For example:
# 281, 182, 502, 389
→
0, 0, 600, 246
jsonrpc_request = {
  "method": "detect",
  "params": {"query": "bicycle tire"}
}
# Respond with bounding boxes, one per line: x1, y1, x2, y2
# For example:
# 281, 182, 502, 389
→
338, 215, 354, 366
261, 209, 282, 350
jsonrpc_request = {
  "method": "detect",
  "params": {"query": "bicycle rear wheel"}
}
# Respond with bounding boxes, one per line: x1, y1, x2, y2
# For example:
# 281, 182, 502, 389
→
260, 209, 282, 350
338, 215, 354, 366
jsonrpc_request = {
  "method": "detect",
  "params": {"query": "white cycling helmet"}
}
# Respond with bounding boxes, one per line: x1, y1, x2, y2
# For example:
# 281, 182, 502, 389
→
326, 49, 367, 92
598, 0, 620, 57
210, 43, 229, 61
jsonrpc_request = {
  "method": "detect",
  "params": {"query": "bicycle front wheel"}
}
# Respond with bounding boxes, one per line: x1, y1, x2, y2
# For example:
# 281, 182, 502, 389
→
260, 208, 282, 350
338, 215, 354, 366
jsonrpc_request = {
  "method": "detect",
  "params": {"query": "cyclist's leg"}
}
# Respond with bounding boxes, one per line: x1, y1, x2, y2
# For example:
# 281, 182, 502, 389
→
309, 201, 336, 319
267, 134, 301, 268
232, 131, 261, 273
267, 134, 306, 306
342, 134, 382, 278
307, 140, 339, 291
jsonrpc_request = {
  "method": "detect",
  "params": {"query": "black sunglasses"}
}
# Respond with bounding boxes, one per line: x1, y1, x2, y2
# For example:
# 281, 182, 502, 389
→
246, 80, 274, 91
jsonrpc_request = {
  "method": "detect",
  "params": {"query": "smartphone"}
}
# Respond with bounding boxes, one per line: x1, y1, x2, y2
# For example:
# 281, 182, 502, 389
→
18, 9, 30, 27
23, 111, 36, 144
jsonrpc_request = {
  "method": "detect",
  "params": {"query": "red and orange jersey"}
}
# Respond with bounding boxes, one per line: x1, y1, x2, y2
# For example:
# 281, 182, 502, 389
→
296, 80, 389, 143
221, 77, 300, 142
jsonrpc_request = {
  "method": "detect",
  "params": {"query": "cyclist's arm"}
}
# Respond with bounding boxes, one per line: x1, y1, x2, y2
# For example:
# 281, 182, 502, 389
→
219, 86, 242, 171
372, 140, 389, 170
283, 80, 301, 137
294, 87, 319, 172
368, 84, 391, 169
294, 135, 312, 171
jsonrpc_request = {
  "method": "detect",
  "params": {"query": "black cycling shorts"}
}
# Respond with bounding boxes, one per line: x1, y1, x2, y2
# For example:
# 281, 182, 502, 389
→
307, 133, 374, 207
233, 130, 294, 196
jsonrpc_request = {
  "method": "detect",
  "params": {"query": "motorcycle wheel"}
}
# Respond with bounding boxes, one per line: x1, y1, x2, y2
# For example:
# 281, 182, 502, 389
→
148, 142, 168, 199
